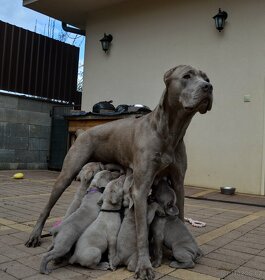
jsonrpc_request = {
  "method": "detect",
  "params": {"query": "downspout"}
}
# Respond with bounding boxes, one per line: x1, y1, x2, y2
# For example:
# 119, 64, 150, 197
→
61, 22, 85, 36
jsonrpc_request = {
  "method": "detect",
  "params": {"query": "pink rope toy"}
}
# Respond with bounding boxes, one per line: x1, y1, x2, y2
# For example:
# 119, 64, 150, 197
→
184, 217, 206, 228
52, 219, 62, 228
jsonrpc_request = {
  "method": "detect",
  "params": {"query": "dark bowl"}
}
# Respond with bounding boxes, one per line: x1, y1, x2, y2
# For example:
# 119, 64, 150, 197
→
220, 186, 236, 195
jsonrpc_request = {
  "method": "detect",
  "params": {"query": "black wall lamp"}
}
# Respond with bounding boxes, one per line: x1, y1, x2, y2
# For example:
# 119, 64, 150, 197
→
213, 9, 228, 32
100, 33, 113, 53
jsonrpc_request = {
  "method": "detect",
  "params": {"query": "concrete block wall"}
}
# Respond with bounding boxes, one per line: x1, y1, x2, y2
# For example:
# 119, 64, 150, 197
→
0, 93, 54, 169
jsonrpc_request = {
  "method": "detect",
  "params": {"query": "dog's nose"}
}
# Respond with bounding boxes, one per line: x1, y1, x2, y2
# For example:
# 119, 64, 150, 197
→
202, 83, 213, 93
204, 83, 213, 93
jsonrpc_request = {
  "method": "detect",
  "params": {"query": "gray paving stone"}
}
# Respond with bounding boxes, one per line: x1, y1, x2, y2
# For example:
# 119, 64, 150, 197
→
23, 273, 58, 280
190, 263, 231, 278
205, 251, 246, 265
49, 267, 83, 280
0, 270, 17, 280
197, 256, 239, 271
236, 266, 265, 279
0, 254, 11, 264
244, 255, 265, 272
224, 272, 259, 280
0, 261, 37, 279
0, 235, 23, 246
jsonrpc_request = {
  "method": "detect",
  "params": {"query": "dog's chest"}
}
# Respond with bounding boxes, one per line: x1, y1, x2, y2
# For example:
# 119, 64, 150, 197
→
152, 147, 174, 168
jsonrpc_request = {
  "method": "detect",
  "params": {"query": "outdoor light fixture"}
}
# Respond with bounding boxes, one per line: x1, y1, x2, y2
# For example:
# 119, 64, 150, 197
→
100, 33, 113, 53
213, 8, 228, 32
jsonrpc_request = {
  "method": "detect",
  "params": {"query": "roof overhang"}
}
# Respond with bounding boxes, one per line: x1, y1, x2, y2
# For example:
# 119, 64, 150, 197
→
23, 0, 128, 29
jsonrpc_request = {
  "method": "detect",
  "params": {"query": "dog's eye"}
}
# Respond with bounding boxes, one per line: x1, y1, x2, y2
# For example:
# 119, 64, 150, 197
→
205, 78, 210, 83
183, 74, 191, 80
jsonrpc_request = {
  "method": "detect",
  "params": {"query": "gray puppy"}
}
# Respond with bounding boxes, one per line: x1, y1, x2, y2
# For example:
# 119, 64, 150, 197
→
89, 170, 120, 191
69, 175, 125, 270
113, 172, 161, 271
66, 162, 123, 218
39, 169, 120, 274
150, 179, 202, 269
64, 162, 104, 218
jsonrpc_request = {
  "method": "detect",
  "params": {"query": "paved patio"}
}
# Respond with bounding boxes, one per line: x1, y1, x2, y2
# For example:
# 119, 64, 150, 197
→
0, 170, 265, 280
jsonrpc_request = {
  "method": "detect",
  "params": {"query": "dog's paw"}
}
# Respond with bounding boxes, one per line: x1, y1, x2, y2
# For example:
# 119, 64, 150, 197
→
97, 262, 110, 271
40, 267, 52, 275
25, 234, 41, 247
151, 260, 161, 268
135, 257, 155, 280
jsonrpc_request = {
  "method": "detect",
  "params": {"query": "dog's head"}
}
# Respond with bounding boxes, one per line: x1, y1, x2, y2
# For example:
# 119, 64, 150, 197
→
152, 178, 179, 217
90, 170, 121, 189
164, 65, 213, 114
102, 175, 125, 206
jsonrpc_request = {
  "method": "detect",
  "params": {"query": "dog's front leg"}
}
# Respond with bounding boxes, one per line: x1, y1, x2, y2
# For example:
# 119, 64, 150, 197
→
25, 138, 93, 247
25, 173, 73, 247
132, 170, 155, 280
170, 140, 187, 221
108, 236, 118, 271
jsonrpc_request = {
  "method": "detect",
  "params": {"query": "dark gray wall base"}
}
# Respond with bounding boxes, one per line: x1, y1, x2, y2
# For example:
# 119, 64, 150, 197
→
0, 93, 55, 170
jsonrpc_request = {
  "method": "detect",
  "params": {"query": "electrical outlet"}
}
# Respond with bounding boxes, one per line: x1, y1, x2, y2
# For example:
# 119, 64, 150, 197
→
244, 95, 251, 102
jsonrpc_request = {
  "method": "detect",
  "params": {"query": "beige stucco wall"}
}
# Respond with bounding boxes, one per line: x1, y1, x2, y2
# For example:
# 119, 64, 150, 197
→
82, 0, 265, 195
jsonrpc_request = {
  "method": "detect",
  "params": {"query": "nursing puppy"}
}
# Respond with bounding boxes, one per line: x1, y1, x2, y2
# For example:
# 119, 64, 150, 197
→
113, 172, 161, 271
89, 170, 121, 191
150, 179, 202, 269
66, 162, 124, 218
40, 169, 121, 274
64, 162, 104, 218
69, 175, 125, 270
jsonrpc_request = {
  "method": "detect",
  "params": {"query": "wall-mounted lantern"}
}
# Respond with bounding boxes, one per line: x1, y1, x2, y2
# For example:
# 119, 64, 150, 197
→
100, 33, 113, 53
213, 9, 228, 32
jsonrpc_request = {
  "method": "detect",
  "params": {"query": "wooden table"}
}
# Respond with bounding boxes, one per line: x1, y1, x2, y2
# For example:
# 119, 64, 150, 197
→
66, 113, 145, 148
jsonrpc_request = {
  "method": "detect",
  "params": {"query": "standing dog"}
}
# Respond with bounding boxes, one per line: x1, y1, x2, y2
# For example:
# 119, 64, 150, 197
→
26, 65, 212, 280
150, 179, 202, 269
69, 176, 125, 270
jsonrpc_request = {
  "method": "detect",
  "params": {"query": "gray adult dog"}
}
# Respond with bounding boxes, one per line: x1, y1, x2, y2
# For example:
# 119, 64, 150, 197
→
26, 65, 213, 280
150, 179, 202, 269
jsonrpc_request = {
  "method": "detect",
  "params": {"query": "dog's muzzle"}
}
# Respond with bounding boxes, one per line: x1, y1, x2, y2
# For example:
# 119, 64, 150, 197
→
198, 83, 213, 114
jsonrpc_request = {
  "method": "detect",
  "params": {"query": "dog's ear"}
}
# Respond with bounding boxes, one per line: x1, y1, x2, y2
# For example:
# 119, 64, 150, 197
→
128, 195, 134, 209
156, 205, 166, 217
163, 66, 177, 86
97, 195, 103, 206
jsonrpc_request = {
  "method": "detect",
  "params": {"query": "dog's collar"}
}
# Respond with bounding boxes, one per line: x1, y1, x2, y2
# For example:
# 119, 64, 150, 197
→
87, 188, 99, 194
87, 187, 104, 194
100, 208, 122, 213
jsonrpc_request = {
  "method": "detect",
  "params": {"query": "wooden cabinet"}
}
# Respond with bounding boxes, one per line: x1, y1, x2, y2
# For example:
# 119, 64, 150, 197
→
66, 114, 144, 148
